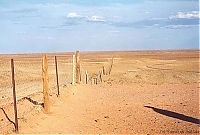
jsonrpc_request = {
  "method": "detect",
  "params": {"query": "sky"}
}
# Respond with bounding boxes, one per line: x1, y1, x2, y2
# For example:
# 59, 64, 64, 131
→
0, 0, 199, 53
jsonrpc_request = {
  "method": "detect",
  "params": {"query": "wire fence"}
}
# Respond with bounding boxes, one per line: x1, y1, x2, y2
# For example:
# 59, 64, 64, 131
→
0, 55, 73, 107
0, 54, 113, 107
0, 52, 115, 133
0, 59, 12, 107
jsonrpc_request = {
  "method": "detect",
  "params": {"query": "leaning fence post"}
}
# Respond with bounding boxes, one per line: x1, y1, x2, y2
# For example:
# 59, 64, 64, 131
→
55, 56, 60, 96
11, 59, 19, 133
42, 55, 50, 113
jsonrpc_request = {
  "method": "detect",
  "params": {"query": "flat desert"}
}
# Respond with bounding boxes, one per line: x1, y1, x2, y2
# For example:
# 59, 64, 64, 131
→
0, 50, 199, 134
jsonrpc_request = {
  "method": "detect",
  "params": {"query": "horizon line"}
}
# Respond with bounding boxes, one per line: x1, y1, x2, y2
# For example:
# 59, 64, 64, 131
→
0, 48, 199, 56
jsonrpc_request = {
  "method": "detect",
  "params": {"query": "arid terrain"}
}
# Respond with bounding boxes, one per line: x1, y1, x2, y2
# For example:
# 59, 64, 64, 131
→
0, 50, 199, 134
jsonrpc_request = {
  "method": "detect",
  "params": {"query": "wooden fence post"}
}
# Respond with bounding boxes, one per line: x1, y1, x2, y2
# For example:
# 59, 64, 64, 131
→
55, 56, 60, 96
11, 59, 19, 133
72, 54, 76, 85
42, 55, 50, 113
99, 71, 102, 83
75, 51, 81, 84
85, 70, 88, 84
93, 78, 95, 85
102, 66, 105, 75
108, 57, 114, 75
95, 78, 98, 85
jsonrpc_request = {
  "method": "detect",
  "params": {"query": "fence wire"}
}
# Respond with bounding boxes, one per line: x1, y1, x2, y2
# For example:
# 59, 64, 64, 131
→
0, 55, 73, 106
14, 57, 43, 100
0, 59, 12, 106
0, 54, 112, 107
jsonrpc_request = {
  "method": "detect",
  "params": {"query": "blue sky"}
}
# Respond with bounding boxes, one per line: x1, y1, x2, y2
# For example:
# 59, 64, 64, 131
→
0, 0, 199, 53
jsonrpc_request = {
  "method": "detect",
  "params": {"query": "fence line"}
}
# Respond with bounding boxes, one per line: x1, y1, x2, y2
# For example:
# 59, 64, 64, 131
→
0, 51, 114, 133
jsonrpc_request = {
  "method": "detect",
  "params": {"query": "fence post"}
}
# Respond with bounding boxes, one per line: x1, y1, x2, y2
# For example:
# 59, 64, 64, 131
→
85, 70, 88, 84
93, 78, 95, 85
99, 71, 102, 83
42, 55, 50, 113
11, 59, 19, 133
102, 66, 105, 75
108, 57, 114, 75
55, 56, 60, 96
72, 54, 76, 85
95, 78, 98, 85
75, 51, 81, 84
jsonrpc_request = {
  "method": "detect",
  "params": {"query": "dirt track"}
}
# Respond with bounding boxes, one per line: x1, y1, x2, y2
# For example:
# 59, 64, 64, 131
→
0, 50, 199, 134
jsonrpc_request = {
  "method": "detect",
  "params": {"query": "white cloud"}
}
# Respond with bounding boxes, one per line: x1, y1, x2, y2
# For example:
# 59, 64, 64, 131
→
47, 36, 54, 40
161, 25, 198, 29
145, 11, 151, 14
151, 17, 167, 20
169, 11, 200, 19
66, 12, 106, 23
67, 12, 82, 18
108, 30, 120, 33
87, 16, 106, 22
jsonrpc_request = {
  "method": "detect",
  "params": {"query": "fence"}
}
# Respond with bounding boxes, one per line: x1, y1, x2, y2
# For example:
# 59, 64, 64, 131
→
0, 51, 114, 133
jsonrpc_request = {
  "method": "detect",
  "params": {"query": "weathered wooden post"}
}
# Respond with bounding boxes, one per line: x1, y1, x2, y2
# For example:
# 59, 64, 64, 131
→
93, 78, 97, 85
85, 70, 88, 84
72, 54, 76, 85
11, 59, 19, 133
102, 66, 105, 75
93, 78, 95, 85
42, 55, 50, 113
99, 71, 102, 83
95, 78, 98, 85
55, 56, 60, 96
108, 57, 114, 75
75, 51, 81, 84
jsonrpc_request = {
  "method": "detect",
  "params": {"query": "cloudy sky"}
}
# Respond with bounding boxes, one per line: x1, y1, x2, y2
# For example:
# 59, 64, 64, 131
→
0, 0, 199, 53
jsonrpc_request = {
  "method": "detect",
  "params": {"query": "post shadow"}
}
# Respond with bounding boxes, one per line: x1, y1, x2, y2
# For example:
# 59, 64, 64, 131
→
0, 108, 16, 128
144, 106, 200, 125
24, 97, 44, 107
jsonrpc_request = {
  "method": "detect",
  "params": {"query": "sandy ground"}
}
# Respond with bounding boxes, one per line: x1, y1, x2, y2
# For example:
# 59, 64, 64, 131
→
0, 50, 199, 134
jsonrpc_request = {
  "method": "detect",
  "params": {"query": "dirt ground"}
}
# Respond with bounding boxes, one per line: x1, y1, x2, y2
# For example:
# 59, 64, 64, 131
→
0, 50, 199, 134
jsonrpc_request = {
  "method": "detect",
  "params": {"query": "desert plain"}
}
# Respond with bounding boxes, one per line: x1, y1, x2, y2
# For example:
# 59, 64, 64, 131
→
0, 50, 199, 134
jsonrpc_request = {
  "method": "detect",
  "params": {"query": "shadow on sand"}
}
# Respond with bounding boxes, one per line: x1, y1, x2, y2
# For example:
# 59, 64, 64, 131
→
24, 97, 44, 107
144, 106, 200, 125
0, 108, 16, 128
